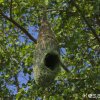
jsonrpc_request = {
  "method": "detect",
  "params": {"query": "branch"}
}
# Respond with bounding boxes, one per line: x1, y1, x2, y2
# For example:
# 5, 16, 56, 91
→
59, 61, 70, 73
14, 74, 20, 92
0, 10, 37, 43
10, 0, 12, 18
73, 3, 100, 45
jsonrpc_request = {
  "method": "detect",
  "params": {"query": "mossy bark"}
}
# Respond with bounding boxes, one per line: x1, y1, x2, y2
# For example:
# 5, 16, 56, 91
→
33, 15, 60, 87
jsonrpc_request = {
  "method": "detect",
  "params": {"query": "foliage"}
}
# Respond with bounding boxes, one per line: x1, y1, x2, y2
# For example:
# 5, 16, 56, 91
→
0, 0, 100, 99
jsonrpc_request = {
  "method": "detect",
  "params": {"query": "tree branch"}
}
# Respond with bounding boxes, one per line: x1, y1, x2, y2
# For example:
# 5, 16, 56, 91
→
10, 0, 12, 19
14, 74, 20, 92
59, 60, 70, 73
0, 10, 37, 43
73, 3, 100, 45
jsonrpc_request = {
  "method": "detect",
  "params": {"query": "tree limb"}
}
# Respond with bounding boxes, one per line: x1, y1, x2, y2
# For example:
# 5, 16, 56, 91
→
14, 74, 20, 92
59, 60, 70, 73
0, 10, 37, 43
73, 3, 100, 45
10, 0, 12, 19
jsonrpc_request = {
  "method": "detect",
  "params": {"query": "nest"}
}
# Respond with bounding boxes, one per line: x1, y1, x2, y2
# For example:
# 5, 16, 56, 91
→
33, 18, 60, 87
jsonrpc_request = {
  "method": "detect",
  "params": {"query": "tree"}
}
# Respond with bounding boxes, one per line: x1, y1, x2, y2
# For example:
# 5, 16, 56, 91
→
0, 0, 100, 99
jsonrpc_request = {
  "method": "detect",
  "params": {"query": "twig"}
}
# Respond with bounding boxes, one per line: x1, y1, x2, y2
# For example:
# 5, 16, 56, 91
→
14, 74, 20, 91
0, 10, 37, 43
59, 60, 70, 73
10, 0, 12, 19
73, 3, 100, 45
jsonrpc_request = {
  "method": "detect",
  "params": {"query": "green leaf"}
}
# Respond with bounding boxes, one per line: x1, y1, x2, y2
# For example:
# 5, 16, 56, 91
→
16, 92, 21, 100
0, 0, 3, 3
45, 0, 48, 5
5, 75, 9, 78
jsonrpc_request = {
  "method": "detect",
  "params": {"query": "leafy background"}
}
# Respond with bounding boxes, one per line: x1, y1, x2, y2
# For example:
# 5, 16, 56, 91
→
0, 0, 100, 99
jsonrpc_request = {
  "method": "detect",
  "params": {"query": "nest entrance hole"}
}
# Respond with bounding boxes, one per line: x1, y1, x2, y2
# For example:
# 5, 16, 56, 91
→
44, 52, 59, 70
